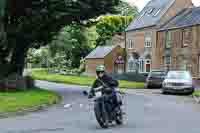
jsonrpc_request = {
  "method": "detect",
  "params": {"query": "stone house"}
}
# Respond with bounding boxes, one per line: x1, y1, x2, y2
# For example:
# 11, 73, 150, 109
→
125, 0, 193, 74
85, 45, 125, 76
157, 7, 200, 77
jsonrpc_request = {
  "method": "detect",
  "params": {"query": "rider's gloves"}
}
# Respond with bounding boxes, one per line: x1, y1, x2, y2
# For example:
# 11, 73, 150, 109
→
88, 90, 95, 99
88, 93, 93, 99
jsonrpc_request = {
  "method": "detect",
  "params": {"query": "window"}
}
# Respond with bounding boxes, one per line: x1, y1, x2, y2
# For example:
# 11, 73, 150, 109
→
128, 39, 134, 49
166, 31, 172, 48
165, 56, 171, 65
128, 54, 132, 60
153, 9, 161, 17
182, 29, 192, 47
139, 60, 145, 73
138, 11, 146, 20
128, 62, 134, 72
145, 35, 152, 48
128, 54, 133, 72
145, 41, 152, 47
147, 8, 155, 14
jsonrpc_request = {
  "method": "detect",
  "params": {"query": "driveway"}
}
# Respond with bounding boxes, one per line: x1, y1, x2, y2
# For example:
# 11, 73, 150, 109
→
0, 81, 200, 133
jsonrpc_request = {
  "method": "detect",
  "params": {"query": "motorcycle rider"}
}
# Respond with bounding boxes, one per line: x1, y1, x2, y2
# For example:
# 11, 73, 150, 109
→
88, 65, 120, 111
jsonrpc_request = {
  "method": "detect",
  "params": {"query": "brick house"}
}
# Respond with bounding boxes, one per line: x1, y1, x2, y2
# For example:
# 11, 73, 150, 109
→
85, 45, 125, 76
157, 7, 200, 77
125, 0, 193, 73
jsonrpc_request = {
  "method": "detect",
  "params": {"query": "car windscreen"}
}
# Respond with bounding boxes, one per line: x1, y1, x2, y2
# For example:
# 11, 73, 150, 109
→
166, 72, 191, 80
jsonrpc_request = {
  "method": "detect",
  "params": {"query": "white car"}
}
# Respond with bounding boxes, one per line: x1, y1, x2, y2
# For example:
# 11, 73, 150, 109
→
162, 71, 195, 94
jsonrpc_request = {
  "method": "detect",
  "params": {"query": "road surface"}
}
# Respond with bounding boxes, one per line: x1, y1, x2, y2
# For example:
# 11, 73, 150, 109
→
0, 81, 200, 133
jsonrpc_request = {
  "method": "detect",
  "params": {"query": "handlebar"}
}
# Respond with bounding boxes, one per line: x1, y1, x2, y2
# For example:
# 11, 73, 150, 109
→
83, 87, 126, 98
93, 86, 126, 95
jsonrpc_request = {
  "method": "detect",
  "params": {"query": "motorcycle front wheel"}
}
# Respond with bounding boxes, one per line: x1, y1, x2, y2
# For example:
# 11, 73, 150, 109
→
94, 102, 109, 128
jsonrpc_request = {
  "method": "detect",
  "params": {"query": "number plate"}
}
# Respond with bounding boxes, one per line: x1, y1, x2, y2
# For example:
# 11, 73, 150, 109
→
96, 92, 101, 98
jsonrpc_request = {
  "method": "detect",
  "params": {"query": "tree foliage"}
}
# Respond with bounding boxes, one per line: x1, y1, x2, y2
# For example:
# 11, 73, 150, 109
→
96, 15, 133, 46
49, 23, 91, 68
0, 0, 120, 77
116, 1, 138, 16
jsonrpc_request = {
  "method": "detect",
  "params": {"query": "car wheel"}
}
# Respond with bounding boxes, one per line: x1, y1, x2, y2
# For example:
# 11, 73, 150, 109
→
161, 89, 167, 95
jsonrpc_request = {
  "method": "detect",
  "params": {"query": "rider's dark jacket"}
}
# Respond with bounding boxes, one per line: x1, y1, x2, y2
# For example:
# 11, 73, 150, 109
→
89, 74, 119, 96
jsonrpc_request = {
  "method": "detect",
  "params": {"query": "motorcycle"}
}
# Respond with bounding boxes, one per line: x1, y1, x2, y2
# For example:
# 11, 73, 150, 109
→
83, 85, 126, 128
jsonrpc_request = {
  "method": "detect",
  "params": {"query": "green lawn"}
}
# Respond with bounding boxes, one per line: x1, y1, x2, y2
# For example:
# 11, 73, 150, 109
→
31, 69, 145, 89
0, 88, 60, 114
193, 90, 200, 97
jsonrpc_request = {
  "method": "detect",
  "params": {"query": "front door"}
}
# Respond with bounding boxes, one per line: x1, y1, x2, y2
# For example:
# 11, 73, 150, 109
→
145, 59, 151, 73
146, 64, 151, 73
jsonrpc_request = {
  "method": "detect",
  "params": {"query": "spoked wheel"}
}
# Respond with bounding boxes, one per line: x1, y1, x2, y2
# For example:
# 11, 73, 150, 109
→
94, 103, 109, 128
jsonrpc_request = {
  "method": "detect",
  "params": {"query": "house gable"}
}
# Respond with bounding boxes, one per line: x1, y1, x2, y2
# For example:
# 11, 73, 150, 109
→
126, 0, 193, 32
126, 0, 176, 31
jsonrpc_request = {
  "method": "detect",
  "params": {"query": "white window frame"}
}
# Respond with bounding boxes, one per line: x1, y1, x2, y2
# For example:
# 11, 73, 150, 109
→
145, 36, 152, 48
145, 41, 152, 48
153, 8, 161, 17
128, 39, 134, 49
147, 8, 154, 14
139, 59, 145, 73
128, 60, 134, 72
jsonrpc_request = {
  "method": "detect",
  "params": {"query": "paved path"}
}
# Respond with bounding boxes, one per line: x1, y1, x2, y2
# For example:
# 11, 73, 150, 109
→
0, 81, 200, 133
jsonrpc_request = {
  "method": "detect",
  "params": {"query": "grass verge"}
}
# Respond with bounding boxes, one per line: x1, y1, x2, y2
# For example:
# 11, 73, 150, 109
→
31, 69, 145, 89
193, 90, 200, 97
0, 88, 61, 116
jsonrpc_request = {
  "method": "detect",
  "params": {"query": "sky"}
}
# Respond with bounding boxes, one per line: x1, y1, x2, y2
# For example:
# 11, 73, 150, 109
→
124, 0, 200, 11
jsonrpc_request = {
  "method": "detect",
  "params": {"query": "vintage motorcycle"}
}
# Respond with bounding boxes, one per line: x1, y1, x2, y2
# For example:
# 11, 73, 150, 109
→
83, 83, 126, 128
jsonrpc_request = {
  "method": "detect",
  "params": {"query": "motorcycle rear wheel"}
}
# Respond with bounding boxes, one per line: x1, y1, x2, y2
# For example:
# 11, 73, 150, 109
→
115, 107, 123, 125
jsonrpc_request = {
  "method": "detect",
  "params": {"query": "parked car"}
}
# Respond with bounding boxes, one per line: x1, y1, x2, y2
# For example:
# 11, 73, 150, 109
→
162, 71, 194, 94
145, 70, 166, 89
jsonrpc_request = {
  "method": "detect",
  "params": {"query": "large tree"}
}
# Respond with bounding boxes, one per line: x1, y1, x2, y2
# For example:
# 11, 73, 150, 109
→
116, 0, 138, 16
96, 15, 133, 46
0, 0, 120, 78
49, 23, 91, 68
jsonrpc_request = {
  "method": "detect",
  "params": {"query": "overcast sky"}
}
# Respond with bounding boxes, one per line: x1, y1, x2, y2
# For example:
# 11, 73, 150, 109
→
124, 0, 200, 11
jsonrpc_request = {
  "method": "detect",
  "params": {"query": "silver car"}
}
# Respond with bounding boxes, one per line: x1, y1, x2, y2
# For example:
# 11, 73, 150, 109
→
162, 71, 195, 94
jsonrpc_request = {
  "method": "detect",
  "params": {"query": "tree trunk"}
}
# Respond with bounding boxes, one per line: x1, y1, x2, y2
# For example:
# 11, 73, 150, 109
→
10, 38, 29, 76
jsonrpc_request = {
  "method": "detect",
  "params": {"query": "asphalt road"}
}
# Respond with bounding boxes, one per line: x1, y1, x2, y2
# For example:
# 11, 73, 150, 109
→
1, 81, 200, 133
